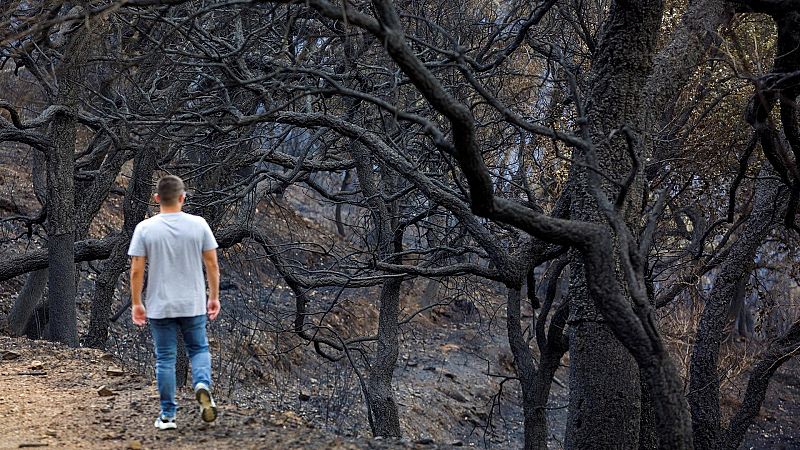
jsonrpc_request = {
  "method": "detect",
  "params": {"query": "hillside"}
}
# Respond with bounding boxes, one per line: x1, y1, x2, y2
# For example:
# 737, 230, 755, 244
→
0, 144, 798, 449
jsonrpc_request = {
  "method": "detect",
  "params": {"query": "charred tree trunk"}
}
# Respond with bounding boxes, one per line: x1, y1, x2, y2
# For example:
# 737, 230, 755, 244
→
366, 277, 403, 437
506, 287, 539, 450
566, 303, 641, 449
8, 150, 49, 337
45, 105, 79, 345
8, 269, 48, 337
44, 10, 95, 347
531, 268, 569, 450
82, 238, 127, 348
530, 342, 565, 450
688, 176, 786, 448
638, 380, 659, 450
351, 141, 403, 437
565, 0, 663, 449
84, 147, 157, 348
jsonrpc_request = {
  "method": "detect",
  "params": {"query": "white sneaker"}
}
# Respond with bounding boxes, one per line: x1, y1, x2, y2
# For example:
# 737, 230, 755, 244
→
154, 415, 177, 430
195, 383, 217, 423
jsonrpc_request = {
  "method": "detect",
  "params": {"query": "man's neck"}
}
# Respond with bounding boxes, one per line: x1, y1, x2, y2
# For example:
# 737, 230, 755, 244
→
159, 206, 182, 214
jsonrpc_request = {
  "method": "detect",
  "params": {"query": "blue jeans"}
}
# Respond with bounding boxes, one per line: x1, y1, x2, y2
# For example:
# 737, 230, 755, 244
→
149, 315, 212, 418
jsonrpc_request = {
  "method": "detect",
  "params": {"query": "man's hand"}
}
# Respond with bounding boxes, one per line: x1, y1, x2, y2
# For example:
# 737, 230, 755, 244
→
207, 297, 221, 320
132, 304, 147, 326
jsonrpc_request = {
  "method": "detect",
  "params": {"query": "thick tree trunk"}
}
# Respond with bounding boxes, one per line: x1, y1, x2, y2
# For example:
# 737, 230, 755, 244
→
566, 320, 641, 449
45, 107, 79, 345
638, 379, 659, 450
565, 1, 666, 448
44, 9, 94, 347
46, 232, 77, 345
83, 238, 127, 348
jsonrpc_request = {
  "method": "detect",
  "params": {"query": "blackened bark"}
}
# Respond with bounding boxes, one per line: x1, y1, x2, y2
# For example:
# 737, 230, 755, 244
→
530, 346, 564, 449
639, 379, 659, 450
506, 287, 539, 450
688, 176, 785, 449
8, 269, 48, 337
334, 169, 352, 237
44, 10, 94, 347
84, 147, 157, 349
46, 233, 77, 345
566, 320, 641, 449
643, 0, 731, 125
351, 141, 402, 437
366, 277, 403, 437
580, 236, 694, 450
45, 105, 79, 345
565, 1, 672, 448
0, 239, 115, 281
83, 241, 125, 349
8, 147, 50, 337
531, 297, 569, 450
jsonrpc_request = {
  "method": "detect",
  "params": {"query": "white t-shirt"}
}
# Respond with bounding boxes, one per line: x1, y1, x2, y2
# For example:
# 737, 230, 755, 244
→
128, 212, 218, 319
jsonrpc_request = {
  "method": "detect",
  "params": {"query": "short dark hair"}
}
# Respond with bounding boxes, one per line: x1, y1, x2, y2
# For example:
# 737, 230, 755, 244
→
157, 175, 185, 205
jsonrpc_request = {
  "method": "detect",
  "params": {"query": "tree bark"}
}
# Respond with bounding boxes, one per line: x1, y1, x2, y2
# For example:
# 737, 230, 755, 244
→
565, 1, 665, 447
351, 139, 403, 437
82, 238, 126, 348
366, 277, 403, 437
45, 103, 79, 345
84, 146, 157, 349
0, 239, 115, 282
44, 9, 94, 347
506, 287, 540, 450
8, 147, 50, 337
688, 176, 785, 449
8, 269, 48, 337
531, 289, 569, 450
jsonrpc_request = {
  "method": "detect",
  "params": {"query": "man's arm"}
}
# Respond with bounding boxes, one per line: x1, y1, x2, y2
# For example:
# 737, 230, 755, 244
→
130, 255, 147, 326
203, 249, 220, 320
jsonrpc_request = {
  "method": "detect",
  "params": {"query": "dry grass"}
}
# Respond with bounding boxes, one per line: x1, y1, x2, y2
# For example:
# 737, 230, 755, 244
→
659, 301, 762, 422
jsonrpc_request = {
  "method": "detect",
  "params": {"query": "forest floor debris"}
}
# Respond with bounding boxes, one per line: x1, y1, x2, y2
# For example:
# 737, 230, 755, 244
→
0, 336, 459, 450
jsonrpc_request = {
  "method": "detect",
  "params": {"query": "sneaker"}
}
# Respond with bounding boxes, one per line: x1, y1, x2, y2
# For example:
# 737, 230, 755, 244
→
154, 415, 177, 430
195, 383, 217, 423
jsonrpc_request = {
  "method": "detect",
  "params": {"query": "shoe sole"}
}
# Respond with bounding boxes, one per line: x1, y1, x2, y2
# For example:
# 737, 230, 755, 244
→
154, 420, 177, 430
196, 388, 217, 423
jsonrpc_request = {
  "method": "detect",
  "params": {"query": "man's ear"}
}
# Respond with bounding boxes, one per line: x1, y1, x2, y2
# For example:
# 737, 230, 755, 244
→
154, 193, 161, 204
179, 192, 186, 204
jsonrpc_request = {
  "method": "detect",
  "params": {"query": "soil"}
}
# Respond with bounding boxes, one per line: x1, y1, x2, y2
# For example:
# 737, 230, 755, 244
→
0, 336, 455, 450
738, 360, 800, 450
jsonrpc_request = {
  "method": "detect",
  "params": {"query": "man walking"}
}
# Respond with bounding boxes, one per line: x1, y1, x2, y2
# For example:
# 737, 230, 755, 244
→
128, 175, 220, 430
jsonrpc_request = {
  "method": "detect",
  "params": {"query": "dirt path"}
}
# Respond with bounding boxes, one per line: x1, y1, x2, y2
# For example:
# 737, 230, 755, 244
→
0, 337, 424, 450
